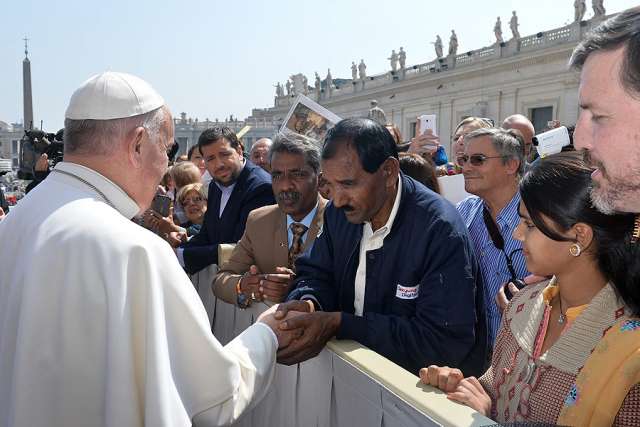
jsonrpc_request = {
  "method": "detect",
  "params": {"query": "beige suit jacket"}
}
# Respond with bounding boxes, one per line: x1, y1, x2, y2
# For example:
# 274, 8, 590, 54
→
213, 197, 327, 304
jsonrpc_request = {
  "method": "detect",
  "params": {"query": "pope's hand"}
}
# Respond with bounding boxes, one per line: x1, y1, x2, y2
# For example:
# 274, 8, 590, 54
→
257, 304, 305, 349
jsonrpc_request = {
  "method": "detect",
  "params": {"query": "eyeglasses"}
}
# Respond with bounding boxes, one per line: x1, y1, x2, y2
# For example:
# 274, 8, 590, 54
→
181, 196, 204, 205
456, 154, 503, 167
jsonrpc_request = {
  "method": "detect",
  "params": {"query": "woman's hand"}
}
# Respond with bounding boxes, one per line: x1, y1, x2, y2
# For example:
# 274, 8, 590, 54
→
446, 376, 492, 416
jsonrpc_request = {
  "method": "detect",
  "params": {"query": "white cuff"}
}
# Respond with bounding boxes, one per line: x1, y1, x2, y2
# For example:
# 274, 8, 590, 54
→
252, 322, 279, 348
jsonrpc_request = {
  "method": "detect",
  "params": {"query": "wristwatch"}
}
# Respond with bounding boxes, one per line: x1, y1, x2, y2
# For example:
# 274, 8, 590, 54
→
236, 277, 251, 309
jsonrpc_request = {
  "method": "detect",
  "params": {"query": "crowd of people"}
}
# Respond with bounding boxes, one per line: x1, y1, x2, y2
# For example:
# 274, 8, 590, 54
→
1, 7, 640, 427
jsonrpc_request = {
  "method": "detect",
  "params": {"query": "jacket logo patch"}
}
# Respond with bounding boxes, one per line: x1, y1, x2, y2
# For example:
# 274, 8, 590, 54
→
396, 284, 419, 300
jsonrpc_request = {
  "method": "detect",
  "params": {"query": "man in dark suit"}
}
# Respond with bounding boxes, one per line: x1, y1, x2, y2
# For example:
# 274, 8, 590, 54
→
177, 127, 275, 274
213, 133, 327, 306
276, 118, 488, 377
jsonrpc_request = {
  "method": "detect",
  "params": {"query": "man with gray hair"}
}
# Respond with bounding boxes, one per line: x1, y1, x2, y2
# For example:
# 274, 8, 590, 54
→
249, 137, 273, 172
213, 132, 327, 307
571, 6, 640, 214
456, 128, 529, 345
0, 72, 299, 427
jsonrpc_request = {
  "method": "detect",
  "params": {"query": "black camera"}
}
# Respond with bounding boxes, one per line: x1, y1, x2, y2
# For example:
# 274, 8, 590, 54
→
18, 129, 64, 180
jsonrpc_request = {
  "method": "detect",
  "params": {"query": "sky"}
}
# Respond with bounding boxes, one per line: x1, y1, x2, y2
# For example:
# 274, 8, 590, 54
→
0, 0, 632, 131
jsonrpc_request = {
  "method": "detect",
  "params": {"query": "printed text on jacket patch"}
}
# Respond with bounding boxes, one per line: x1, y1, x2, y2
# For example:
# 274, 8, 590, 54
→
396, 284, 420, 300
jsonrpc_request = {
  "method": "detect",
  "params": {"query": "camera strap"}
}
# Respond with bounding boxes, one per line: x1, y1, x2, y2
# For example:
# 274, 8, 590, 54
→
482, 206, 519, 281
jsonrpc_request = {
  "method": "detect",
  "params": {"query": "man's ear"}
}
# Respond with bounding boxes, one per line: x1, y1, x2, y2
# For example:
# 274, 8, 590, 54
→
505, 158, 521, 176
127, 126, 146, 167
382, 157, 400, 185
235, 143, 244, 157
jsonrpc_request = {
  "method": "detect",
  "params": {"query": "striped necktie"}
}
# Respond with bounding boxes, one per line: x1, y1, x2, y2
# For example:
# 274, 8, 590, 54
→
288, 222, 308, 269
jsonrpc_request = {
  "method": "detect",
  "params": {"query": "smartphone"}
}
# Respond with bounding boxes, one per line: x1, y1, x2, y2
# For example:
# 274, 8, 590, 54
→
151, 194, 172, 218
417, 114, 437, 136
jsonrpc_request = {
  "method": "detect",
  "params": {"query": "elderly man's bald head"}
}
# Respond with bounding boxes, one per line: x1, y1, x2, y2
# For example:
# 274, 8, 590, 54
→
250, 138, 273, 171
502, 114, 535, 157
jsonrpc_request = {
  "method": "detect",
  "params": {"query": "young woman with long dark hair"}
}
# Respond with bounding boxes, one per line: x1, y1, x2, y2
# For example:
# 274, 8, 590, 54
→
420, 151, 640, 425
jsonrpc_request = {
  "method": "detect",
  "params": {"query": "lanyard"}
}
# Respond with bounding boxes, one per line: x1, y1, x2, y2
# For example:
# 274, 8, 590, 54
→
482, 206, 523, 284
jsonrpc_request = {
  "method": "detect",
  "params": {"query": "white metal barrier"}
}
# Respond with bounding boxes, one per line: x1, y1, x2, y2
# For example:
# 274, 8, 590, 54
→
190, 267, 495, 427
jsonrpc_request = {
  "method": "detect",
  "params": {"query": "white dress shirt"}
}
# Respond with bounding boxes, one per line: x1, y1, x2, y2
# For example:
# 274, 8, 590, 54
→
215, 180, 237, 218
353, 176, 402, 316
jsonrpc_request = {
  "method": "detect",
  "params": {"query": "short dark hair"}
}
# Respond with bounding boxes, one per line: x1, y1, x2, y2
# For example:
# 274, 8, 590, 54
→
269, 132, 320, 173
197, 126, 243, 153
570, 7, 640, 97
398, 153, 441, 194
520, 151, 639, 314
322, 118, 398, 173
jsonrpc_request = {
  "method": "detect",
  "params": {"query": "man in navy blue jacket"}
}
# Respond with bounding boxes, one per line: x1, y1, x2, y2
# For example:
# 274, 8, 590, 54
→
276, 118, 488, 377
178, 127, 275, 274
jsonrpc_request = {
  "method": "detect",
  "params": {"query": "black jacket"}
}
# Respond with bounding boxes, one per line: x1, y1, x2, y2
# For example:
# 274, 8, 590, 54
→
289, 174, 489, 377
181, 161, 275, 274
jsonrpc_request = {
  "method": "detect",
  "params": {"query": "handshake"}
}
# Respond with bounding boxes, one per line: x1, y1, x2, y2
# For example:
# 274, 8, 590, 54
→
257, 300, 341, 365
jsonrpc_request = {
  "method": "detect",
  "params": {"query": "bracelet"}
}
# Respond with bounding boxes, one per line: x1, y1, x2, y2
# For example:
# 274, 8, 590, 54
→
235, 276, 243, 295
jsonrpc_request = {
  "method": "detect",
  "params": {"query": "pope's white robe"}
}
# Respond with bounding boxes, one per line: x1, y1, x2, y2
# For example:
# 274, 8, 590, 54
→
0, 162, 277, 427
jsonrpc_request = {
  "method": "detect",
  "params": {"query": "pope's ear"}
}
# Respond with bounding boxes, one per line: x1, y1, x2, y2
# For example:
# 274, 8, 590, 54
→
127, 126, 146, 166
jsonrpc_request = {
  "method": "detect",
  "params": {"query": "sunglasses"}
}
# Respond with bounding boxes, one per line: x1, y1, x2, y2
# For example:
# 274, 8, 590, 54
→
456, 153, 503, 167
182, 196, 204, 205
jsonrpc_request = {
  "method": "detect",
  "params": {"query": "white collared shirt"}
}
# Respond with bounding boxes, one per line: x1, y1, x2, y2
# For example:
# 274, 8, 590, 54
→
285, 203, 318, 248
353, 176, 402, 316
177, 161, 245, 266
215, 181, 237, 218
214, 159, 245, 217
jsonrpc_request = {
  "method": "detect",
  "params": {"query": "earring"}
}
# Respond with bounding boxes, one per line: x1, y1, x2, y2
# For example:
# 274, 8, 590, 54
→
569, 243, 582, 257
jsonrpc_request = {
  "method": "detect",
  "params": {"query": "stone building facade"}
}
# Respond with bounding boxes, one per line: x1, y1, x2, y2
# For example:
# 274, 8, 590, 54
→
250, 16, 611, 155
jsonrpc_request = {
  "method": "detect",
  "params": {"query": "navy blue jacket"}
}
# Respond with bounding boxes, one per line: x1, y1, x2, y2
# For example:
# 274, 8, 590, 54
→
288, 174, 488, 377
182, 160, 275, 274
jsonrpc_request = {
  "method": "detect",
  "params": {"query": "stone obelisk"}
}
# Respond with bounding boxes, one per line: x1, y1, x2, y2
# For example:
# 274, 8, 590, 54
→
23, 37, 34, 130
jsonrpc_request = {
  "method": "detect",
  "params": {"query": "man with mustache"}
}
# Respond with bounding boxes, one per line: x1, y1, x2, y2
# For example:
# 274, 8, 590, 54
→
275, 118, 489, 377
178, 127, 275, 274
213, 133, 327, 306
570, 7, 640, 215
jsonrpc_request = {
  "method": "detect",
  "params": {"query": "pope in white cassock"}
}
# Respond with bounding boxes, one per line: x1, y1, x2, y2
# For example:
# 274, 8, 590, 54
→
0, 72, 298, 427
